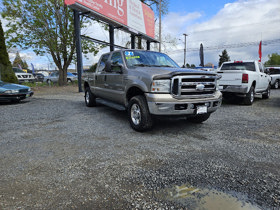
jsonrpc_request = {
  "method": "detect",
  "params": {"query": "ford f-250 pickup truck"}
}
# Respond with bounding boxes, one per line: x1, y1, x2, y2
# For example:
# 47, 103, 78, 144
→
218, 60, 271, 105
83, 49, 222, 131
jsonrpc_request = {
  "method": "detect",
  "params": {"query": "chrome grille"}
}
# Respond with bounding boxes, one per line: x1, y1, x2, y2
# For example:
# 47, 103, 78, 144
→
171, 75, 217, 98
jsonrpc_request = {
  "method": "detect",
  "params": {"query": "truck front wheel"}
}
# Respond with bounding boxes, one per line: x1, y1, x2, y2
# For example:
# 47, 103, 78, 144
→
85, 87, 96, 107
274, 80, 279, 89
128, 95, 153, 132
188, 113, 211, 123
244, 86, 255, 105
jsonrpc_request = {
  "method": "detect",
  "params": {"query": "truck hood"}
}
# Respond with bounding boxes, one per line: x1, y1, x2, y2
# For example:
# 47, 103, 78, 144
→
134, 67, 217, 79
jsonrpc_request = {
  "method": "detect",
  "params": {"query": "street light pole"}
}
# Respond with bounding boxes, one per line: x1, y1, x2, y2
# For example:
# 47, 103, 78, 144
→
159, 0, 162, 52
183, 33, 188, 67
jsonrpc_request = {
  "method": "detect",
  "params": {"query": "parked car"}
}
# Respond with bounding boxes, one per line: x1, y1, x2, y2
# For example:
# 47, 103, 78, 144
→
0, 80, 34, 102
33, 73, 44, 82
44, 71, 77, 84
266, 67, 280, 89
12, 67, 36, 83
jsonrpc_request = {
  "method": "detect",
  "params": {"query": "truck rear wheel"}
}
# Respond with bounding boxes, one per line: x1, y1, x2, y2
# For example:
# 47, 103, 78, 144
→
128, 95, 153, 132
244, 86, 255, 105
85, 87, 96, 107
188, 113, 211, 123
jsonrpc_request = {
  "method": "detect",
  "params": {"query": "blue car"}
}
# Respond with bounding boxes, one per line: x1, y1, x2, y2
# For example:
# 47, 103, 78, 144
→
0, 80, 34, 102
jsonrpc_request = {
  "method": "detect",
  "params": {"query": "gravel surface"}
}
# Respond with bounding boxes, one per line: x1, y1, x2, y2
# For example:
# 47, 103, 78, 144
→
0, 85, 279, 209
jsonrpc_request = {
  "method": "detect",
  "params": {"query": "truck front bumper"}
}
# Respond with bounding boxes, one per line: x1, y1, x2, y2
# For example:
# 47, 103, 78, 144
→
145, 91, 222, 116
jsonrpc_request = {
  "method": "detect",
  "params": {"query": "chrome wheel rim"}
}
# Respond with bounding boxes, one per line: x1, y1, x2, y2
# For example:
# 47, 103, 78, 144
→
275, 81, 279, 89
131, 104, 141, 125
250, 90, 254, 103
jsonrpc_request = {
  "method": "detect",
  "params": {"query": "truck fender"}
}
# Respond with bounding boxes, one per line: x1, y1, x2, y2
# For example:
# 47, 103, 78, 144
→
125, 80, 149, 106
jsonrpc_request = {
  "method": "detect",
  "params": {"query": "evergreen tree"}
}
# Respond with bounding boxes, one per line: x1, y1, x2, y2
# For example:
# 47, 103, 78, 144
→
12, 51, 28, 69
0, 20, 18, 83
219, 49, 230, 67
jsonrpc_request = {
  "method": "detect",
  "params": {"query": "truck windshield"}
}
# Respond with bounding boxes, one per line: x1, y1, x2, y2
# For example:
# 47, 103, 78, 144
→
124, 51, 180, 68
221, 62, 255, 71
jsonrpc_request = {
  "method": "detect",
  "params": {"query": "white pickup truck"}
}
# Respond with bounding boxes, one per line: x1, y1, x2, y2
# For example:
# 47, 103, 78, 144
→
218, 60, 271, 105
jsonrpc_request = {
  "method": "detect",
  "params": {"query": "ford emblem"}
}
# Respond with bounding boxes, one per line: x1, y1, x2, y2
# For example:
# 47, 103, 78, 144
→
196, 84, 205, 91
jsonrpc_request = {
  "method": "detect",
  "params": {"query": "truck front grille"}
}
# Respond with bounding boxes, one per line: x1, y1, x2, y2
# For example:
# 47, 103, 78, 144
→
171, 75, 217, 98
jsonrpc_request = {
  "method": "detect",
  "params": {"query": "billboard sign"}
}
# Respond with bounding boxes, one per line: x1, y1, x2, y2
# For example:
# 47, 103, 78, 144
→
65, 0, 155, 39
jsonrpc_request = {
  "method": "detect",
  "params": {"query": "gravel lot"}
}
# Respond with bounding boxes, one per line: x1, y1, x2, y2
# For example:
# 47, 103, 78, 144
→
0, 85, 279, 210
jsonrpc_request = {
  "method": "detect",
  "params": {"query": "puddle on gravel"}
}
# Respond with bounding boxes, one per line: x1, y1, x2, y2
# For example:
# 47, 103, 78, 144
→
157, 184, 260, 210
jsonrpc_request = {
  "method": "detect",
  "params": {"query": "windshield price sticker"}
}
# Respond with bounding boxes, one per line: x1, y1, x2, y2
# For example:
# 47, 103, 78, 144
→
126, 56, 140, 60
197, 106, 207, 114
125, 51, 134, 56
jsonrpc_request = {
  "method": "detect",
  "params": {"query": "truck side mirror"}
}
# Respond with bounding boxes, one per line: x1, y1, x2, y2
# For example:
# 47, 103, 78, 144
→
264, 69, 270, 75
105, 60, 112, 72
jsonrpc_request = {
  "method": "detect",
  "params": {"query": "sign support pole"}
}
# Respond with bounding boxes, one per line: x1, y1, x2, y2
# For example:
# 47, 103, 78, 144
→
131, 34, 135, 49
109, 25, 114, 51
147, 40, 150, 50
74, 9, 83, 92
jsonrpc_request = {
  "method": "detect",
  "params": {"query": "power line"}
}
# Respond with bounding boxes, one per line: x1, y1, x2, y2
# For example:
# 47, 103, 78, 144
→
167, 38, 280, 54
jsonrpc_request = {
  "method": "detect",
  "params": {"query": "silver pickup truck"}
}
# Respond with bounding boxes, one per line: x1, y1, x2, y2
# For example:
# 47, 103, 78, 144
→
83, 49, 222, 131
266, 67, 280, 89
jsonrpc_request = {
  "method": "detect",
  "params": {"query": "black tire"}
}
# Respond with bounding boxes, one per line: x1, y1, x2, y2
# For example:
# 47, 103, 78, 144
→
244, 86, 255, 105
188, 113, 211, 123
274, 80, 279, 89
127, 95, 153, 132
46, 79, 51, 85
262, 84, 271, 99
85, 87, 96, 107
67, 79, 72, 83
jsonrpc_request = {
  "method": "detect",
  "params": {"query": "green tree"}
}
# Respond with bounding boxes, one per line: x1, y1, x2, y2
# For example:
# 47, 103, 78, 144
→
190, 64, 196, 68
0, 20, 18, 83
264, 53, 280, 66
219, 49, 230, 67
2, 0, 101, 86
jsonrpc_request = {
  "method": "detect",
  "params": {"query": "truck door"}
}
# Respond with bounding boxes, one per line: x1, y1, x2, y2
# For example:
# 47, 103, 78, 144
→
94, 54, 110, 97
104, 52, 125, 104
258, 63, 269, 91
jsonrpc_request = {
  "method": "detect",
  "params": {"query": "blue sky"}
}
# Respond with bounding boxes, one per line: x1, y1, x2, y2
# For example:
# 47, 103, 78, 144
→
1, 0, 280, 69
169, 0, 235, 20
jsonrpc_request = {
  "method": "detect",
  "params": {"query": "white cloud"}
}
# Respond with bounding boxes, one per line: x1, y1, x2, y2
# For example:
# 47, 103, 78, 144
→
161, 0, 280, 66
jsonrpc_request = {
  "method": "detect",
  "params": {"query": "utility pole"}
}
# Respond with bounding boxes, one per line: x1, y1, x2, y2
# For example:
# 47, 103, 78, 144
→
183, 33, 188, 67
159, 0, 162, 52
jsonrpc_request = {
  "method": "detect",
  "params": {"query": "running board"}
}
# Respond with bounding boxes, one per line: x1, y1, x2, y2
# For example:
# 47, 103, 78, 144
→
96, 98, 126, 111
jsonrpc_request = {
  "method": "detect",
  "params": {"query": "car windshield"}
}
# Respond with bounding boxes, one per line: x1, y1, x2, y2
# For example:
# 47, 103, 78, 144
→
124, 51, 180, 68
13, 68, 25, 73
221, 62, 256, 71
268, 68, 280, 75
67, 72, 76, 76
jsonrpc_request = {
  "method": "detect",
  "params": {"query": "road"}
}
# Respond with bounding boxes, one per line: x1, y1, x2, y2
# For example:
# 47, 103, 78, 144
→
0, 86, 279, 209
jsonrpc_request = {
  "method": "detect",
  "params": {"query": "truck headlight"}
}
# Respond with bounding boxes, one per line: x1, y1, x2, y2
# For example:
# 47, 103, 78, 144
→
151, 80, 170, 93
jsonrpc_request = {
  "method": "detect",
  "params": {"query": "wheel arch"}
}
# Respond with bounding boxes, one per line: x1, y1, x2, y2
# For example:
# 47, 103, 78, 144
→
126, 86, 145, 106
84, 81, 90, 92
